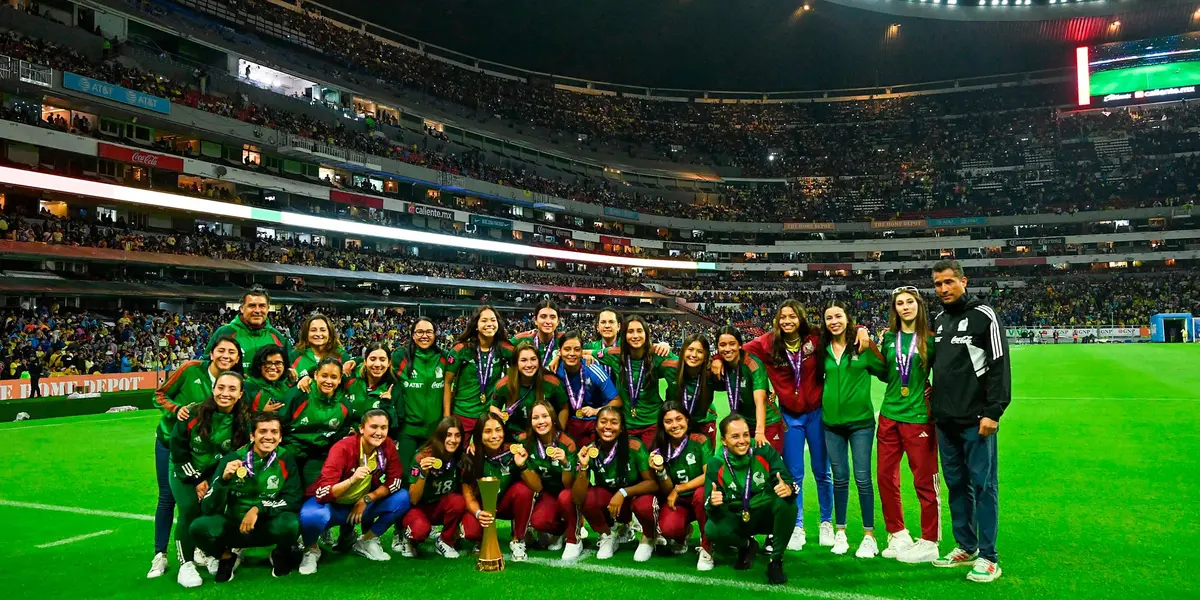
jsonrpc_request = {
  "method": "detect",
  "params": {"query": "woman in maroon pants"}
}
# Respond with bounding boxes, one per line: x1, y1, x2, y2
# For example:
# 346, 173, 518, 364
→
518, 399, 577, 551
461, 414, 536, 561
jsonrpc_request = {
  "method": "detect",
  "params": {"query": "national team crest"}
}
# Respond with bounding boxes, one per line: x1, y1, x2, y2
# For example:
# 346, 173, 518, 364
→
803, 340, 815, 355
266, 475, 280, 491
753, 471, 766, 486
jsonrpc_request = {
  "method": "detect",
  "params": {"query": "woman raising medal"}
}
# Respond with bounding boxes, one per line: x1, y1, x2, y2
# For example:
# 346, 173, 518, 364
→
461, 414, 536, 561
517, 399, 577, 552
445, 306, 514, 437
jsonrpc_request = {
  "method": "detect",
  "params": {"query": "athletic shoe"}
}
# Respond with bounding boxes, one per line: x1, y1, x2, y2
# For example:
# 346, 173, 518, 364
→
319, 531, 335, 549
882, 530, 914, 559
696, 547, 715, 571
855, 535, 879, 559
596, 533, 618, 560
214, 555, 237, 583
615, 523, 636, 544
298, 548, 321, 575
669, 540, 689, 555
269, 549, 295, 578
933, 547, 978, 568
767, 558, 787, 585
353, 536, 391, 562
819, 522, 836, 546
547, 535, 565, 551
435, 537, 460, 559
633, 537, 655, 562
787, 526, 806, 551
898, 539, 940, 564
831, 530, 850, 555
561, 541, 583, 561
579, 526, 590, 540
967, 558, 1002, 582
394, 536, 417, 558
763, 535, 775, 554
734, 538, 758, 570
146, 552, 168, 579
176, 561, 202, 588
193, 548, 210, 565
509, 540, 528, 562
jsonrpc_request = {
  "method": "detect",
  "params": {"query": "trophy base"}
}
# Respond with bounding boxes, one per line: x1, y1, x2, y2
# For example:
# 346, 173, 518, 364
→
476, 557, 505, 572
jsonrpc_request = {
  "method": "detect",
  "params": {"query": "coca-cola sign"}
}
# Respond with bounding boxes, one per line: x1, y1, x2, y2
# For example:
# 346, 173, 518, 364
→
97, 143, 183, 172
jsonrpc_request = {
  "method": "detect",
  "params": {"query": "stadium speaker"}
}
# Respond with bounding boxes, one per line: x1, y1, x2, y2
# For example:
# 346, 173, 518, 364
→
215, 166, 227, 178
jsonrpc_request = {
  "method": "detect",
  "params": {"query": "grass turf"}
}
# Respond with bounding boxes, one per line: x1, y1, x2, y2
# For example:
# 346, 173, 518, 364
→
1, 344, 1198, 600
1089, 59, 1200, 96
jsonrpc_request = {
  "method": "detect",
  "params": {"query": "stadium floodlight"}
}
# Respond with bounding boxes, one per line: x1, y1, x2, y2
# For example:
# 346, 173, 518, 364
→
0, 166, 705, 271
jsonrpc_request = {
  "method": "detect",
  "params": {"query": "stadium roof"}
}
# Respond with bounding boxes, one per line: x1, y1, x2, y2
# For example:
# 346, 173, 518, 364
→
314, 0, 1200, 90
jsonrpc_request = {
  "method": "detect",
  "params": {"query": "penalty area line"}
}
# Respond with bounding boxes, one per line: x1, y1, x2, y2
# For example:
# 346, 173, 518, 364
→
525, 554, 905, 600
37, 529, 114, 548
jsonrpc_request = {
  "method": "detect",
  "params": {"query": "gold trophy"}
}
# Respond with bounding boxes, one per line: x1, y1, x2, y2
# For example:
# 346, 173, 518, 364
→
476, 476, 505, 572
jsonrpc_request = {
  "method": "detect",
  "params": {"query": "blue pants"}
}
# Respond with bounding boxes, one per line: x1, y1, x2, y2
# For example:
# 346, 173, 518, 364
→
824, 423, 876, 531
781, 407, 833, 527
154, 440, 174, 554
299, 491, 412, 546
936, 423, 999, 562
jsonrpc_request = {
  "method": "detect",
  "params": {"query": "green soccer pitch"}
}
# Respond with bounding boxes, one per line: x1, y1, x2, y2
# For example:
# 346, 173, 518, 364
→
2, 344, 1198, 600
1089, 59, 1200, 96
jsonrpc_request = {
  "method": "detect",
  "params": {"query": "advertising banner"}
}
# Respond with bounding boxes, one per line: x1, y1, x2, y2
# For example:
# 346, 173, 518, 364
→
470, 215, 512, 230
1007, 237, 1067, 247
535, 225, 573, 239
63, 72, 171, 114
330, 189, 384, 210
97, 143, 183, 172
870, 219, 926, 229
603, 207, 639, 220
783, 222, 836, 231
927, 216, 988, 227
0, 371, 165, 401
407, 203, 455, 220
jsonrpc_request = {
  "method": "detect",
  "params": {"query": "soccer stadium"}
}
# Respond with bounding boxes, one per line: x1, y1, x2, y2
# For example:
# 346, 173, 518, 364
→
1, 0, 1198, 598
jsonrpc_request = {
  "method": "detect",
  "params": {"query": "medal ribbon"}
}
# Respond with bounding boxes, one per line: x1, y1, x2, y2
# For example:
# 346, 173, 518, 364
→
625, 356, 647, 412
245, 449, 276, 477
565, 368, 586, 411
361, 443, 386, 474
504, 386, 533, 417
595, 442, 618, 469
476, 346, 495, 390
682, 376, 700, 414
723, 447, 754, 514
430, 458, 455, 477
896, 332, 918, 389
724, 364, 742, 414
535, 334, 556, 369
787, 348, 803, 391
666, 438, 688, 462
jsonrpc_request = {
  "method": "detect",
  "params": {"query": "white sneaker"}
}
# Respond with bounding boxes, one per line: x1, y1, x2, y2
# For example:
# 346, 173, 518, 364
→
855, 535, 879, 559
669, 540, 689, 555
547, 535, 565, 551
176, 561, 202, 588
146, 552, 168, 579
882, 530, 914, 559
898, 539, 940, 564
967, 557, 1003, 583
633, 537, 655, 562
831, 530, 850, 555
615, 523, 636, 544
352, 536, 391, 561
819, 522, 836, 546
787, 526, 806, 551
298, 548, 321, 575
561, 541, 583, 561
596, 533, 617, 560
434, 537, 460, 559
509, 540, 527, 562
696, 547, 715, 571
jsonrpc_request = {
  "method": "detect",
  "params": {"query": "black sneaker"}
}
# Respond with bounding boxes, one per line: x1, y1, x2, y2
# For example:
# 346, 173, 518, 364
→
734, 538, 758, 571
270, 548, 295, 578
767, 558, 787, 585
214, 555, 237, 583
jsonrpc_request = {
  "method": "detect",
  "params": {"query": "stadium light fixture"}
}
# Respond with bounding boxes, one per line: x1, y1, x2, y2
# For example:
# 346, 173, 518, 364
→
0, 166, 705, 271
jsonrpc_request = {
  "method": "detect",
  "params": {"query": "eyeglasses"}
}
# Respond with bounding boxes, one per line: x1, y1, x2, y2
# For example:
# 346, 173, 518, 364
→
892, 286, 919, 295
263, 361, 285, 368
413, 330, 435, 336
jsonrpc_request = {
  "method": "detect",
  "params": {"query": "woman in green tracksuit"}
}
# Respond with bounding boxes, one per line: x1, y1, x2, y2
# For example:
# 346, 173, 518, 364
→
279, 357, 354, 490
244, 345, 291, 413
704, 414, 796, 585
169, 371, 250, 588
148, 333, 242, 581
346, 342, 400, 427
289, 313, 355, 385
818, 300, 886, 559
392, 318, 449, 469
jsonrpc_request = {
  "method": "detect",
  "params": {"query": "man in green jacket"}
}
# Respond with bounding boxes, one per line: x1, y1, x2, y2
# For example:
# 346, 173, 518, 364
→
206, 285, 292, 371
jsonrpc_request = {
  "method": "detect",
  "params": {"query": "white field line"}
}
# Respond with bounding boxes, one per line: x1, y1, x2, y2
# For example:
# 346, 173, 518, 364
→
0, 500, 154, 521
37, 529, 114, 548
0, 412, 156, 432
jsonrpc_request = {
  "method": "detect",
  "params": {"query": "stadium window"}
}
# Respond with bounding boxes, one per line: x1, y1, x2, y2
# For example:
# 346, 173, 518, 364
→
511, 207, 525, 218
542, 212, 556, 223
241, 145, 261, 166
426, 189, 440, 200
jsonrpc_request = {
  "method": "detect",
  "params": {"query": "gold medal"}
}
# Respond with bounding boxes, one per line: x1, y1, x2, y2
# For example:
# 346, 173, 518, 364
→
631, 408, 637, 417
499, 412, 509, 422
587, 447, 600, 459
900, 386, 910, 397
649, 454, 664, 468
575, 408, 585, 418
742, 511, 751, 523
480, 393, 487, 403
235, 466, 248, 479
431, 458, 443, 470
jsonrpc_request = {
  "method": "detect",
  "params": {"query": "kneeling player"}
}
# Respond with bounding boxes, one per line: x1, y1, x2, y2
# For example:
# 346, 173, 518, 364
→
632, 402, 712, 567
705, 414, 797, 585
190, 411, 301, 583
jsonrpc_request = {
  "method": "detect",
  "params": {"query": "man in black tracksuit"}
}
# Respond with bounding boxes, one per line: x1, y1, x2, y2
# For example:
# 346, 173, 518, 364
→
929, 260, 1010, 583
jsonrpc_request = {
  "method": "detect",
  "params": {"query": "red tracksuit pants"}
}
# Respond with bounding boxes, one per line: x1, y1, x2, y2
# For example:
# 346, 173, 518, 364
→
401, 493, 465, 544
630, 491, 708, 548
876, 415, 941, 541
462, 482, 536, 541
557, 487, 652, 543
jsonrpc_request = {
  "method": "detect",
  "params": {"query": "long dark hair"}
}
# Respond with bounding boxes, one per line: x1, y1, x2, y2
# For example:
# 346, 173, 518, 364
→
716, 325, 746, 371
522, 398, 563, 448
818, 300, 858, 371
888, 288, 930, 364
673, 334, 713, 426
295, 313, 342, 357
503, 342, 546, 409
617, 315, 655, 399
206, 333, 245, 375
594, 405, 630, 487
193, 371, 250, 445
249, 344, 284, 382
456, 305, 509, 349
468, 413, 508, 483
652, 401, 690, 458
404, 317, 441, 363
768, 299, 813, 368
420, 416, 465, 463
356, 341, 395, 388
